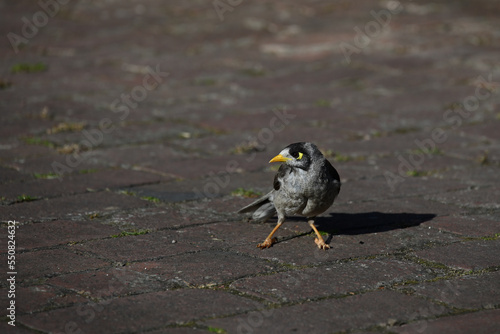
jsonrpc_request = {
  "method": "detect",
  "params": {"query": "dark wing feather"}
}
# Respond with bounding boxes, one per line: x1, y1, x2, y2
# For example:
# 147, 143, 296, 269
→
325, 159, 341, 186
237, 192, 271, 213
273, 164, 290, 190
237, 190, 276, 222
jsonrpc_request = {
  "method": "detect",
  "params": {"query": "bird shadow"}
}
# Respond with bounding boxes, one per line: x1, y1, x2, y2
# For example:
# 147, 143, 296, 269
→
256, 212, 437, 245
313, 212, 437, 239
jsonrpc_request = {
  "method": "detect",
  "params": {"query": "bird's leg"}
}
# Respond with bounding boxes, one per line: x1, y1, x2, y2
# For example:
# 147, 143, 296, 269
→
257, 219, 283, 249
308, 219, 330, 250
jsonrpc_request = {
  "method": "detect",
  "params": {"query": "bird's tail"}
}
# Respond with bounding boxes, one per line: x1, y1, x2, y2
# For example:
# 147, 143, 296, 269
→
237, 191, 276, 222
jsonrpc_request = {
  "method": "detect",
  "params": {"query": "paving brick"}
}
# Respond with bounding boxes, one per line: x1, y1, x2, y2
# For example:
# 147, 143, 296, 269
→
0, 166, 30, 185
204, 290, 449, 334
0, 321, 38, 334
175, 171, 275, 203
338, 175, 469, 205
427, 184, 500, 210
14, 220, 121, 251
2, 191, 151, 220
414, 239, 500, 271
96, 203, 235, 232
318, 209, 455, 244
0, 284, 87, 314
394, 309, 500, 334
458, 122, 500, 144
0, 143, 103, 175
0, 116, 55, 141
449, 165, 500, 188
42, 122, 211, 151
188, 220, 292, 249
375, 197, 468, 219
126, 171, 274, 206
127, 250, 282, 287
125, 183, 206, 203
98, 206, 206, 231
48, 267, 164, 299
210, 202, 460, 266
146, 329, 212, 334
328, 198, 475, 240
198, 195, 260, 216
77, 228, 216, 263
231, 258, 434, 303
9, 248, 110, 283
408, 271, 500, 310
114, 152, 274, 181
172, 133, 259, 156
449, 145, 500, 173
196, 218, 395, 265
205, 217, 451, 266
19, 289, 262, 334
0, 169, 162, 201
422, 215, 499, 237
86, 144, 190, 172
339, 132, 475, 159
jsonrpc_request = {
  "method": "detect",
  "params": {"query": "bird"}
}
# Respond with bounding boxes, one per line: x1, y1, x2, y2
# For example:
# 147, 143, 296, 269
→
238, 142, 341, 250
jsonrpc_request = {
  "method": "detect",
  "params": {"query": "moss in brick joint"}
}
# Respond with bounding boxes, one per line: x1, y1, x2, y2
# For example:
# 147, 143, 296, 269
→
407, 256, 449, 271
140, 196, 161, 203
462, 233, 500, 241
111, 229, 151, 238
16, 194, 38, 203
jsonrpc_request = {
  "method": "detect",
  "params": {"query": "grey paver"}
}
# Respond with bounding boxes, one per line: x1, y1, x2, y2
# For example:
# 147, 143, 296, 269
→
408, 271, 500, 310
19, 289, 262, 333
230, 258, 434, 303
204, 290, 450, 334
394, 309, 500, 334
414, 239, 500, 271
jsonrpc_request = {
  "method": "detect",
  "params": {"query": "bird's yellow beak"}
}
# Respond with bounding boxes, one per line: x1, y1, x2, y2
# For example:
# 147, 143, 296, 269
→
269, 154, 290, 163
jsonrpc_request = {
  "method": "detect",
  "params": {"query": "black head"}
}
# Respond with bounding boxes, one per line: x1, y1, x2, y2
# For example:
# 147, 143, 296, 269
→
269, 142, 323, 170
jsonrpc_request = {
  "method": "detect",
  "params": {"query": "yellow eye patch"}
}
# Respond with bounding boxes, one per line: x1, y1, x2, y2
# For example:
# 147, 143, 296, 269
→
297, 152, 303, 160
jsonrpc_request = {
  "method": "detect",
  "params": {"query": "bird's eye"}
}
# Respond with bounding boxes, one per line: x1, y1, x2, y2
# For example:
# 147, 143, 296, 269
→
290, 150, 304, 159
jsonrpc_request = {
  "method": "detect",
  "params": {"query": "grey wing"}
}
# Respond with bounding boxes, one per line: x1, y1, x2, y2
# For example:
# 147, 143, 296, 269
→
237, 191, 276, 222
237, 191, 273, 213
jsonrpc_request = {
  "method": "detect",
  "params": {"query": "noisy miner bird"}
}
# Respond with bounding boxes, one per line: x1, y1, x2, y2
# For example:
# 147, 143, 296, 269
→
238, 142, 341, 250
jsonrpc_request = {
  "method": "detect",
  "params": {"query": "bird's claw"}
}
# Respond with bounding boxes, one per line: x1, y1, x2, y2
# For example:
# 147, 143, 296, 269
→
314, 237, 330, 250
257, 237, 277, 249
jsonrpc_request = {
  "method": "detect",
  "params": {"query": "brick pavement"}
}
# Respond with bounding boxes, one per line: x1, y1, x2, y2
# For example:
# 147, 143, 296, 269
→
1, 1, 499, 333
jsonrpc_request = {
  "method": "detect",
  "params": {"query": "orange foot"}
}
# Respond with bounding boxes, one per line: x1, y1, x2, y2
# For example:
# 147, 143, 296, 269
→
257, 237, 277, 249
314, 237, 330, 250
